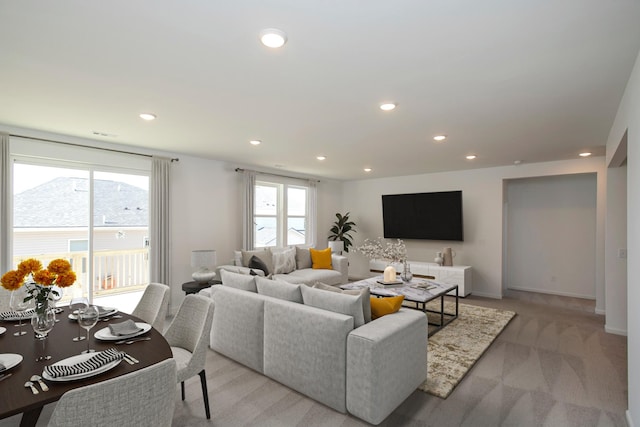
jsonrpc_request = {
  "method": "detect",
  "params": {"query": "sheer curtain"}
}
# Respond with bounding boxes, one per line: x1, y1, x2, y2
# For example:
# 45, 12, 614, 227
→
242, 170, 256, 250
307, 180, 317, 247
150, 156, 172, 284
0, 133, 11, 309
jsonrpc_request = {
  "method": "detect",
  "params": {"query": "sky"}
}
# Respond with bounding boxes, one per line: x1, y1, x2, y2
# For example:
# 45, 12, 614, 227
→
13, 163, 149, 194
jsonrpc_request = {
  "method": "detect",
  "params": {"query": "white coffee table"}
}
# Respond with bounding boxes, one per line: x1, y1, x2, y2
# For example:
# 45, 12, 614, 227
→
341, 276, 458, 336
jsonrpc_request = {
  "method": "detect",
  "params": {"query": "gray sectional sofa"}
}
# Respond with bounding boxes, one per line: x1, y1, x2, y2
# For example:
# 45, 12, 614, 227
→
216, 246, 349, 286
200, 276, 428, 425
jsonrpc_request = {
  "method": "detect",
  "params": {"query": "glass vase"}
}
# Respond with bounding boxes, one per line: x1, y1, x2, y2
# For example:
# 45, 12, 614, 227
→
401, 262, 413, 282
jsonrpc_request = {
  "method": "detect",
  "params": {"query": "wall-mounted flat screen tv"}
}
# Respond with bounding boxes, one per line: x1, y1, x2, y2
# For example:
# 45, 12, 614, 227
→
382, 191, 463, 241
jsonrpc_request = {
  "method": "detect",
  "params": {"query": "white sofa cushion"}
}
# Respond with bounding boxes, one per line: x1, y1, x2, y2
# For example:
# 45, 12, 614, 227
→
209, 286, 266, 373
300, 285, 365, 328
275, 268, 343, 286
221, 269, 257, 292
256, 277, 302, 303
313, 282, 372, 323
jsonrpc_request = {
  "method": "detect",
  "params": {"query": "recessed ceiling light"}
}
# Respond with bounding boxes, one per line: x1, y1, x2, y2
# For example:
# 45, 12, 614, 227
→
139, 113, 156, 121
316, 156, 326, 161
364, 168, 372, 172
259, 28, 287, 48
466, 155, 477, 160
579, 152, 592, 157
379, 103, 396, 111
433, 135, 447, 142
249, 140, 262, 146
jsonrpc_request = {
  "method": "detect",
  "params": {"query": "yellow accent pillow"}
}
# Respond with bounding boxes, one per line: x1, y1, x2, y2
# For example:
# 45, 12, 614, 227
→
310, 247, 333, 269
370, 295, 405, 320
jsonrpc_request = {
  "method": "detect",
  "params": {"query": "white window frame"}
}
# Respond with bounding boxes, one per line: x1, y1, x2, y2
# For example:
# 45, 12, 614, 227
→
253, 178, 313, 248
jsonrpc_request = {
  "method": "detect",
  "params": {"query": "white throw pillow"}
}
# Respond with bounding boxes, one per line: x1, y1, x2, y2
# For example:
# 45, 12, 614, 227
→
220, 270, 257, 293
300, 285, 365, 328
272, 248, 296, 274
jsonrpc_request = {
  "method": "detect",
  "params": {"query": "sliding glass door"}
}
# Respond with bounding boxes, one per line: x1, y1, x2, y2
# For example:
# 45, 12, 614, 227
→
13, 162, 149, 303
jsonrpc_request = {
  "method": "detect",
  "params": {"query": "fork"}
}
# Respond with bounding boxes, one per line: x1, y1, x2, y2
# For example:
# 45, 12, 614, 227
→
115, 337, 151, 345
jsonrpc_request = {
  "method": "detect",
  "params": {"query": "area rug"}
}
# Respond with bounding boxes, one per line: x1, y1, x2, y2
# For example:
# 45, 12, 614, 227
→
418, 300, 516, 399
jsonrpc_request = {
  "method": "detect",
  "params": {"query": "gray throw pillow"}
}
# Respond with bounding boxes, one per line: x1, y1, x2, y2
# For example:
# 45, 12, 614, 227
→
295, 246, 312, 270
313, 282, 372, 323
220, 269, 257, 292
300, 285, 365, 328
249, 255, 269, 276
256, 277, 302, 303
241, 248, 273, 273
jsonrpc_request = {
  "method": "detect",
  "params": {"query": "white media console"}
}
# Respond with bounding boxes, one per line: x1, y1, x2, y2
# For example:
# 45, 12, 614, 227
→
369, 260, 473, 297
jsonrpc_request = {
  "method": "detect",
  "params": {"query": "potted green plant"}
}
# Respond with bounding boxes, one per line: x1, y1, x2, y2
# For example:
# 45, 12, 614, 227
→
328, 212, 357, 253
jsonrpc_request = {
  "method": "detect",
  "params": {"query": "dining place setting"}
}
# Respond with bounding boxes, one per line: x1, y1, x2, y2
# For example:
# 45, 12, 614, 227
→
0, 260, 178, 425
0, 260, 170, 426
0, 297, 169, 426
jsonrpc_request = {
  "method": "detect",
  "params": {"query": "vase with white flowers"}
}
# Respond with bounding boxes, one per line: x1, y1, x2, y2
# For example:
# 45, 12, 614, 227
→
355, 238, 409, 282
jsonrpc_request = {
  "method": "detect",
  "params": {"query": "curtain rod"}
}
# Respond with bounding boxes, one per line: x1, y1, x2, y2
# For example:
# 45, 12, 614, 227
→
235, 167, 320, 182
10, 134, 179, 162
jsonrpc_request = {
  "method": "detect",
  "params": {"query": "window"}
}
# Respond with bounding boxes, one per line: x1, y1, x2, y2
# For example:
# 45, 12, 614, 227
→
254, 179, 312, 248
12, 162, 149, 302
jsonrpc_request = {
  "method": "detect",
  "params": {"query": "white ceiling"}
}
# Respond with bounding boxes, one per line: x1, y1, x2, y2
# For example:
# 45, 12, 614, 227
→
1, 1, 639, 180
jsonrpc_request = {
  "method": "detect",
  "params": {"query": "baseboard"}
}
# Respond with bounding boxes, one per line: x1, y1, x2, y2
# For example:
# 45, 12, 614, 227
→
627, 410, 634, 427
605, 325, 628, 336
471, 291, 503, 299
507, 286, 595, 300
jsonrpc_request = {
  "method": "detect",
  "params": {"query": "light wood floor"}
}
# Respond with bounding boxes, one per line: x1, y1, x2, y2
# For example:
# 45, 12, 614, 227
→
4, 290, 627, 427
172, 290, 627, 427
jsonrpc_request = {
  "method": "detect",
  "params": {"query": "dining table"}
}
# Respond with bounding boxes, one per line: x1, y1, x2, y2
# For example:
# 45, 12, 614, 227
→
0, 307, 173, 427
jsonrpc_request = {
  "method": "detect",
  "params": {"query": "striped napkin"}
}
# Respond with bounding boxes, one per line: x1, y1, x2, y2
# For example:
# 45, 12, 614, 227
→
0, 309, 35, 321
44, 348, 124, 378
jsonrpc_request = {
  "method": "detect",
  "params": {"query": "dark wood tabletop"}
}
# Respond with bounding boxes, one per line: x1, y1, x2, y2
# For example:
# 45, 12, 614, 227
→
0, 308, 172, 426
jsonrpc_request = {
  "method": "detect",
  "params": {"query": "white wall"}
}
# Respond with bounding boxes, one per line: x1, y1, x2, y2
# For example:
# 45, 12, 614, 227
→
605, 163, 627, 335
606, 47, 639, 424
342, 157, 606, 302
505, 174, 597, 299
155, 156, 344, 313
1, 125, 345, 314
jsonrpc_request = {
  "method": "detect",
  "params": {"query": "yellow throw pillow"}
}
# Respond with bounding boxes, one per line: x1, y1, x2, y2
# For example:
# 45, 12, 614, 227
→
370, 295, 405, 320
309, 247, 332, 269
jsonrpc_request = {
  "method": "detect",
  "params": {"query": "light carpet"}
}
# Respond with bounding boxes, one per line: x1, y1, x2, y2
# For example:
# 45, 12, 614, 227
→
418, 300, 516, 399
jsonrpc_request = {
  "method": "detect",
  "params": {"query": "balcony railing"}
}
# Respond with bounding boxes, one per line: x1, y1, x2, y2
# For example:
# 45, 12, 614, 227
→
12, 248, 150, 298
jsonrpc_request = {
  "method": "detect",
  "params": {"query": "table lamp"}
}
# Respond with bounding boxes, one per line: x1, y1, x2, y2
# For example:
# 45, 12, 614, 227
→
191, 249, 217, 283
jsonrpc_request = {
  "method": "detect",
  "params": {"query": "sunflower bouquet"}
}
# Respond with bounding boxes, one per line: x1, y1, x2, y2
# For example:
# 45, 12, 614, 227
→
1, 258, 76, 313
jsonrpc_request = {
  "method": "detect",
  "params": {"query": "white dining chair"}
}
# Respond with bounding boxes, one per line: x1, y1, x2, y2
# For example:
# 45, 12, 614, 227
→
132, 282, 170, 332
47, 358, 177, 427
163, 294, 214, 419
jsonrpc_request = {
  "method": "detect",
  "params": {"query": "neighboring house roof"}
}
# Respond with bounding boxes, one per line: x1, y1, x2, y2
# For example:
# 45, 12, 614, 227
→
14, 177, 148, 227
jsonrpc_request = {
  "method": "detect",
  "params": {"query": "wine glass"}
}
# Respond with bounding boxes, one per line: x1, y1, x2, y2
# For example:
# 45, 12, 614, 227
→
78, 305, 99, 354
10, 287, 33, 337
31, 309, 55, 361
69, 297, 88, 341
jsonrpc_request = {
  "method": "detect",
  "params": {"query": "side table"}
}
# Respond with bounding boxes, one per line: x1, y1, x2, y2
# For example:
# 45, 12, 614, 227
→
182, 280, 222, 295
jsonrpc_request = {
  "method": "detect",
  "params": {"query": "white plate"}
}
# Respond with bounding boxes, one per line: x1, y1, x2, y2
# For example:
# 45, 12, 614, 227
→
68, 307, 118, 321
42, 352, 122, 382
94, 322, 151, 341
0, 327, 6, 335
0, 353, 23, 371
